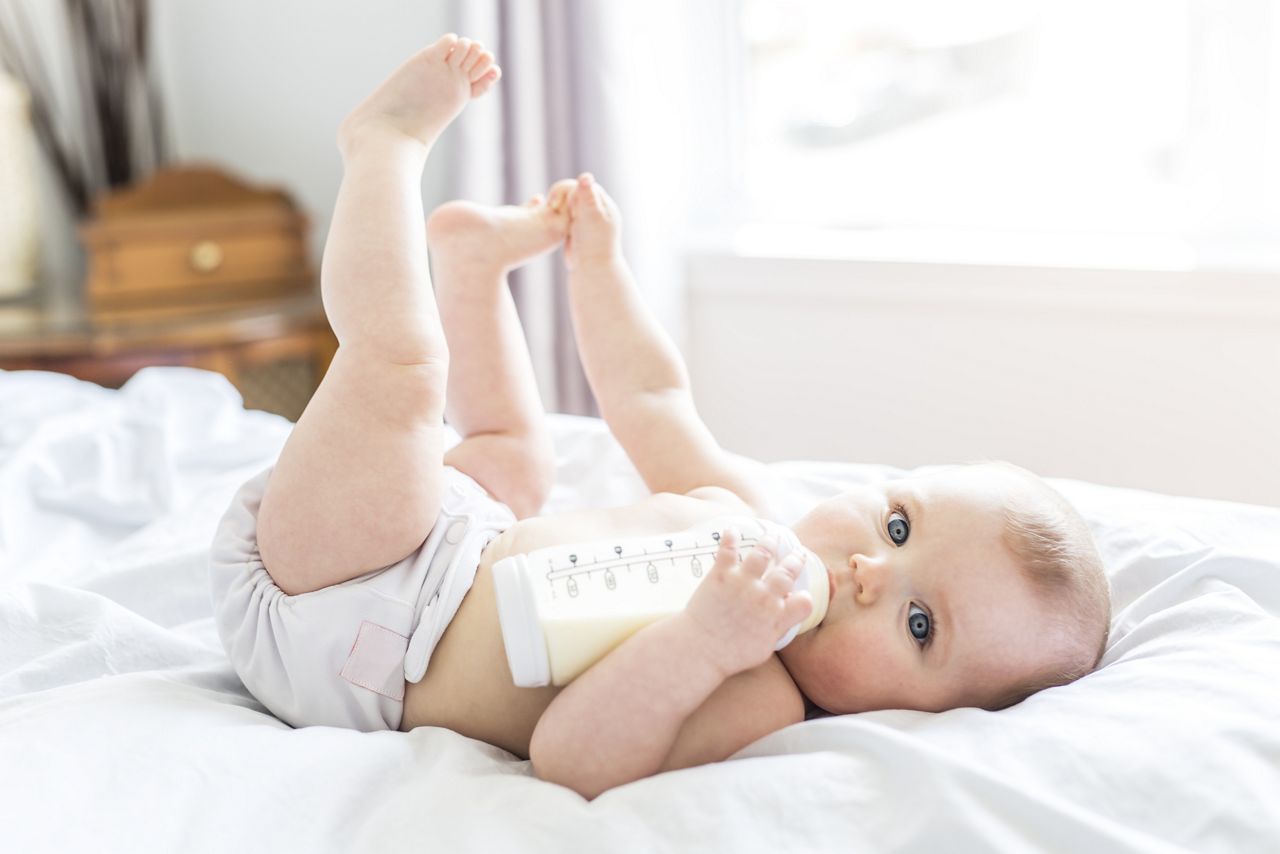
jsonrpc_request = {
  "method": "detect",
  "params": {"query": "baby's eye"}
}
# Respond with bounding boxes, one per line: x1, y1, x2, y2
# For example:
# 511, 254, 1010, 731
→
908, 604, 931, 645
887, 508, 910, 545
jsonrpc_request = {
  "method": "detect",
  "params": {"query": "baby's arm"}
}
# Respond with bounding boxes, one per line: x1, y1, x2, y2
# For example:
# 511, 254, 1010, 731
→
529, 529, 812, 799
528, 606, 724, 798
563, 175, 781, 517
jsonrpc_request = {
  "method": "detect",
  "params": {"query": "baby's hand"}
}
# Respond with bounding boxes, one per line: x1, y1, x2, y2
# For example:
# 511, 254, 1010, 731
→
681, 528, 814, 679
563, 172, 622, 271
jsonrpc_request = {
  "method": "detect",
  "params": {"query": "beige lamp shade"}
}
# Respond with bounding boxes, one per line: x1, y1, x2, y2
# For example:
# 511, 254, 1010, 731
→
0, 72, 40, 299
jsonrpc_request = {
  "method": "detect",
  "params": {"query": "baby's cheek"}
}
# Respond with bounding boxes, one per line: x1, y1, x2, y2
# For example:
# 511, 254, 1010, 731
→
822, 625, 878, 684
841, 624, 913, 683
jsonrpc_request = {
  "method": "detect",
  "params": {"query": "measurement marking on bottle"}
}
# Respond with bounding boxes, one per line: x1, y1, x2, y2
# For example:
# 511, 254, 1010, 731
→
544, 533, 760, 581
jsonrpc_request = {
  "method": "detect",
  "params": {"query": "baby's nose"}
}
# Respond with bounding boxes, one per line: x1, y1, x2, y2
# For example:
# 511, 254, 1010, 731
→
849, 553, 888, 604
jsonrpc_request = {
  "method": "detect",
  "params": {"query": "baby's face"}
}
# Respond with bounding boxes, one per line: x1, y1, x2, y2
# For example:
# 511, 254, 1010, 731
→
779, 464, 1066, 714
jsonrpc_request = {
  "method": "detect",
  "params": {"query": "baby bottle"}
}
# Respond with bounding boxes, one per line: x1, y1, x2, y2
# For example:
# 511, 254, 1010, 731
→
491, 516, 830, 687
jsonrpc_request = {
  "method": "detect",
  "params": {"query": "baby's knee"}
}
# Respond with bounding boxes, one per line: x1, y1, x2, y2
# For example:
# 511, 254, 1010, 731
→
327, 347, 450, 429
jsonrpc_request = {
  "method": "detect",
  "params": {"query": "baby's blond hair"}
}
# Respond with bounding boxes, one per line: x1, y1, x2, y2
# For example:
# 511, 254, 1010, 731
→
977, 462, 1112, 710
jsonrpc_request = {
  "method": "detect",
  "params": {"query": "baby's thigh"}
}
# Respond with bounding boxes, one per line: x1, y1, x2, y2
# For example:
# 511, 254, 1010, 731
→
257, 349, 449, 595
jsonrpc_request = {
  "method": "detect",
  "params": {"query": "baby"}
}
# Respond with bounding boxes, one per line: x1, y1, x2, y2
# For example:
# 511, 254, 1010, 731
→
209, 35, 1111, 800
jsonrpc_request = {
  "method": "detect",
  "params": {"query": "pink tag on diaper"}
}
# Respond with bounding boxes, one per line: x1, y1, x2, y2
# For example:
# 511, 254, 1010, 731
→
340, 621, 408, 701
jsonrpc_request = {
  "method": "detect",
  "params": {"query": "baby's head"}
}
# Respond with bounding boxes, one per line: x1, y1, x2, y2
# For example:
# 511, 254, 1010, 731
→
780, 461, 1110, 714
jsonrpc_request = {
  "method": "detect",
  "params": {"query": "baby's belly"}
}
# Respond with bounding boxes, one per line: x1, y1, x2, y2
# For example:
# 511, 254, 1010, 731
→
400, 491, 737, 758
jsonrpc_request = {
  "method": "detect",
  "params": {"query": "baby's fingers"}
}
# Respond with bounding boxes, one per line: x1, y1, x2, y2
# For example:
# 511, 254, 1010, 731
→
711, 527, 741, 572
763, 551, 804, 596
782, 591, 814, 630
741, 535, 779, 579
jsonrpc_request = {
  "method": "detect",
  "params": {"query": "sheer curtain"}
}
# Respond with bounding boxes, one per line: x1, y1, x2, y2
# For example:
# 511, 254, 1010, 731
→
443, 0, 715, 415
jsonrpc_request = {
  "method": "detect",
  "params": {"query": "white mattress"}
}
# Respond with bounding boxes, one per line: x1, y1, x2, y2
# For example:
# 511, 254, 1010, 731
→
1, 366, 1277, 853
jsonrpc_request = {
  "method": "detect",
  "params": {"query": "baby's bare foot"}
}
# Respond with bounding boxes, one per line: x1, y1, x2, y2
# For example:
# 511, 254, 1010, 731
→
427, 180, 577, 271
565, 173, 622, 271
338, 33, 501, 156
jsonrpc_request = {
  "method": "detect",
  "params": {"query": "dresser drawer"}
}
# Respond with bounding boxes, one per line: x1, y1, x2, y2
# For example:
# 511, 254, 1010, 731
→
79, 166, 315, 318
91, 230, 309, 295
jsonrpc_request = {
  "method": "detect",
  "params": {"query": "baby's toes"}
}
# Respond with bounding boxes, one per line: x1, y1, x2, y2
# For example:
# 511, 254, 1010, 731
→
458, 41, 485, 75
546, 178, 577, 212
428, 33, 460, 62
571, 176, 601, 213
448, 37, 474, 69
461, 42, 485, 73
469, 50, 495, 83
591, 182, 619, 218
470, 68, 500, 98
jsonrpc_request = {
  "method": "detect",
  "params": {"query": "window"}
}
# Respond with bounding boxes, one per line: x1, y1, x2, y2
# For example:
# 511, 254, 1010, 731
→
729, 0, 1280, 251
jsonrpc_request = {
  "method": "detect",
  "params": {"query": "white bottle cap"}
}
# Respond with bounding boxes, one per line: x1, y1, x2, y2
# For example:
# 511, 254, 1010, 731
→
492, 553, 552, 687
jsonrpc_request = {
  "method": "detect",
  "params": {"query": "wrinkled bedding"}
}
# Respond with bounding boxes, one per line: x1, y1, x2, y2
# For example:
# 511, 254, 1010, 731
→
1, 367, 1277, 853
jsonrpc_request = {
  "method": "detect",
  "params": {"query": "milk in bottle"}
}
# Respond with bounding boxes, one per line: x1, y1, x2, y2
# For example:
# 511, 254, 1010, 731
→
491, 516, 830, 687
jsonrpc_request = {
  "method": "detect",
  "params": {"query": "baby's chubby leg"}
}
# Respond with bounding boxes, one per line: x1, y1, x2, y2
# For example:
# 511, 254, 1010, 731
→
560, 175, 715, 492
425, 180, 576, 518
325, 35, 499, 362
257, 35, 500, 596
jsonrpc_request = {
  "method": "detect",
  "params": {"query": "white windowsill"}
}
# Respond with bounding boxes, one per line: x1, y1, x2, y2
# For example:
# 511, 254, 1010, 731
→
688, 224, 1280, 275
682, 224, 1280, 329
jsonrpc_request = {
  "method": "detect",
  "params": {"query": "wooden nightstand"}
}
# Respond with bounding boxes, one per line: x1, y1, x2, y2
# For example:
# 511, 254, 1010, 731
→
0, 292, 336, 422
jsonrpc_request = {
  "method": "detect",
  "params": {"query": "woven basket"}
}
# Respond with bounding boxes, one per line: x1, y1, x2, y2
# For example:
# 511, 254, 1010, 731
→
0, 73, 39, 299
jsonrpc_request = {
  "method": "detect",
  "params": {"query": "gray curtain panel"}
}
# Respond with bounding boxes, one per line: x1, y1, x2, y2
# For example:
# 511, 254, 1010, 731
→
448, 0, 614, 416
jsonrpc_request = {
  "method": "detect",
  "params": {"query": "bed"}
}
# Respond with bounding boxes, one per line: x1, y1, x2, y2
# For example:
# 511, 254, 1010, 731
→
2, 366, 1277, 853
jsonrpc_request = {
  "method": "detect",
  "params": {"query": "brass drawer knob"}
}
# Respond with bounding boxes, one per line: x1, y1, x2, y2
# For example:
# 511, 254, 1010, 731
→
189, 240, 224, 273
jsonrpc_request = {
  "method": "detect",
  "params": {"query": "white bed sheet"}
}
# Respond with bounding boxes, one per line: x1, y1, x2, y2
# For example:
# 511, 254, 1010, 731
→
1, 367, 1277, 853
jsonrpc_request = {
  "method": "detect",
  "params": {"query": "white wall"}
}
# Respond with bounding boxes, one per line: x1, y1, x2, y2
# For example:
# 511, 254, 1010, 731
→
24, 3, 1277, 509
686, 251, 1280, 507
152, 0, 456, 270
27, 1, 466, 302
